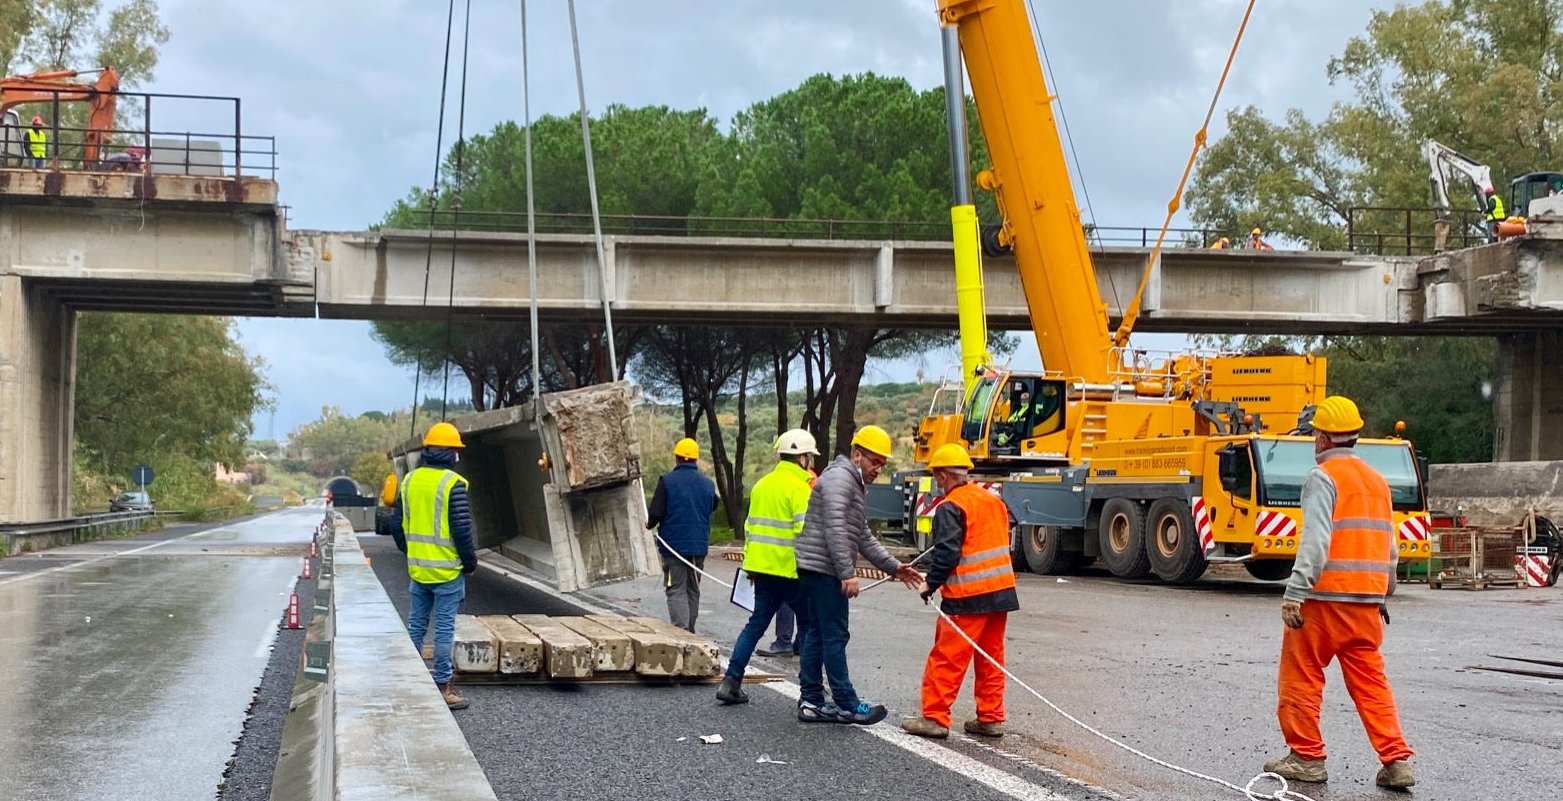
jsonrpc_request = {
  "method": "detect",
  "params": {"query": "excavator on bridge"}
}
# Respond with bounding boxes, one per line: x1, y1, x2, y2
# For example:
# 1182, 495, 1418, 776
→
876, 0, 1433, 584
0, 67, 120, 167
1424, 138, 1563, 245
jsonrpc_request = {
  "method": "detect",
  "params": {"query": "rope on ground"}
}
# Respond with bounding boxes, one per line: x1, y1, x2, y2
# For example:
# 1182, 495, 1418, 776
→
920, 592, 1317, 801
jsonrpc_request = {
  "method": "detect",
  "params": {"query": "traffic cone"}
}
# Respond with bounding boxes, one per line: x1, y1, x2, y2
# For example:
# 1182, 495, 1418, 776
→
310, 539, 318, 558
284, 594, 301, 629
301, 557, 312, 580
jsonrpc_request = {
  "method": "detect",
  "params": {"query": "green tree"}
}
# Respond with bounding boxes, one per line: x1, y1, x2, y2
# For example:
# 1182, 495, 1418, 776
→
349, 451, 393, 491
287, 406, 402, 478
74, 313, 267, 478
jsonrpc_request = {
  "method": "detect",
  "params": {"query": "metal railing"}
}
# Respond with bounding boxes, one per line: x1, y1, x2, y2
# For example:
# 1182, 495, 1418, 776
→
1, 87, 276, 178
1345, 206, 1490, 256
0, 510, 155, 554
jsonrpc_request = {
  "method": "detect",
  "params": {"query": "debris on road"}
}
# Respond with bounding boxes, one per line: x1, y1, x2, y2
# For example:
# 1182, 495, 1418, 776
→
699, 734, 723, 745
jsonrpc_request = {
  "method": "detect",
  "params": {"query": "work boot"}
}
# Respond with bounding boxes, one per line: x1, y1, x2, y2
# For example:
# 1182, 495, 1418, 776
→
835, 701, 889, 725
797, 700, 840, 723
964, 719, 1005, 738
900, 717, 950, 739
1375, 760, 1415, 789
1262, 751, 1327, 783
715, 676, 749, 705
756, 645, 795, 658
437, 682, 469, 711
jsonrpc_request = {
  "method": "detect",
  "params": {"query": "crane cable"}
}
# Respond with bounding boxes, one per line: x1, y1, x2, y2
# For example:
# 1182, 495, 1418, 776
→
439, 0, 476, 420
408, 0, 461, 442
1112, 0, 1257, 348
520, 0, 542, 429
568, 0, 621, 379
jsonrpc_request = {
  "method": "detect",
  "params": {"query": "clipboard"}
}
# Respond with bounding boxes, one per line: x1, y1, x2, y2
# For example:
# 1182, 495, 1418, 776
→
729, 567, 756, 612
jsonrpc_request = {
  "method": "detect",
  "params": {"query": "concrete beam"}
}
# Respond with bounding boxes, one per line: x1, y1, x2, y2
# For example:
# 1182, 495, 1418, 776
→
512, 614, 594, 679
477, 615, 543, 675
1429, 461, 1563, 525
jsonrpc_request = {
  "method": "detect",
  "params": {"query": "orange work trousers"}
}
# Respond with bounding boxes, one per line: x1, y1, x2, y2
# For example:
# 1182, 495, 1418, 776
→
920, 612, 1007, 728
1278, 600, 1413, 764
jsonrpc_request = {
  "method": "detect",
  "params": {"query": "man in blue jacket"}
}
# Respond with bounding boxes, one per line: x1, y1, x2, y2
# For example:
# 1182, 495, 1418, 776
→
646, 438, 718, 632
389, 422, 478, 710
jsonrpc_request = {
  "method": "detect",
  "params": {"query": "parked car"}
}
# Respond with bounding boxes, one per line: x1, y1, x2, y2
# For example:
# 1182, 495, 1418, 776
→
110, 491, 153, 513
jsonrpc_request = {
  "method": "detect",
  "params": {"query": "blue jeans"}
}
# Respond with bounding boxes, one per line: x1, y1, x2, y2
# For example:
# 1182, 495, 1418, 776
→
724, 572, 804, 681
407, 574, 466, 684
771, 599, 798, 650
797, 569, 857, 709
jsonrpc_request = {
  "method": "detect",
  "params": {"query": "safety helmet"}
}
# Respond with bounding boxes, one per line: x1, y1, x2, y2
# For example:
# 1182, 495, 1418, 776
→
927, 443, 974, 470
1484, 186, 1496, 195
673, 437, 700, 460
850, 425, 894, 458
1251, 227, 1264, 236
1311, 395, 1365, 434
30, 115, 42, 126
423, 421, 465, 448
774, 428, 819, 456
379, 473, 399, 506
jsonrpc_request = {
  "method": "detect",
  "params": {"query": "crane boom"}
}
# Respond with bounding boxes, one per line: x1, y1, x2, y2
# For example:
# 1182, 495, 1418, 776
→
938, 0, 1111, 384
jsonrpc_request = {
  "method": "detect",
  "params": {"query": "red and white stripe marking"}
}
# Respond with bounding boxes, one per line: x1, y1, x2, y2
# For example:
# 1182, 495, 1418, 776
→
1256, 509, 1299, 542
1518, 547, 1555, 588
1191, 497, 1214, 555
1398, 514, 1431, 542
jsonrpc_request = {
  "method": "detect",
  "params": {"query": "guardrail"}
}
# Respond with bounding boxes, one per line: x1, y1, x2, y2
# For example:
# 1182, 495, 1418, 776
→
1346, 206, 1490, 255
0, 510, 155, 556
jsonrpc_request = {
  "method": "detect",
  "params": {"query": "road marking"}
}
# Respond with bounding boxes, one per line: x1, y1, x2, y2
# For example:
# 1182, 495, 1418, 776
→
0, 524, 237, 587
761, 680, 1072, 801
254, 619, 281, 658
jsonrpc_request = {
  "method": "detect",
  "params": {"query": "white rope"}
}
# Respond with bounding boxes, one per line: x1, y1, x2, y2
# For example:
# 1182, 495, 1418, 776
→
860, 545, 935, 591
566, 0, 619, 376
519, 0, 541, 428
921, 593, 1319, 801
652, 531, 735, 589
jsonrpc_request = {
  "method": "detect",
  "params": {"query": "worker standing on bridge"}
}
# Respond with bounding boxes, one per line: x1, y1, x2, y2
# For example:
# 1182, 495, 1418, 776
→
1249, 227, 1274, 251
793, 425, 923, 725
647, 438, 717, 633
901, 444, 1019, 740
1485, 186, 1506, 242
1264, 395, 1415, 789
715, 428, 818, 705
26, 116, 47, 168
390, 422, 478, 711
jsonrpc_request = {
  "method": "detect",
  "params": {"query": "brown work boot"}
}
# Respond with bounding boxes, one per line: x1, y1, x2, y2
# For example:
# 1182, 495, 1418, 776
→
1375, 759, 1415, 789
900, 716, 950, 739
437, 681, 469, 710
964, 719, 1005, 738
1263, 751, 1327, 783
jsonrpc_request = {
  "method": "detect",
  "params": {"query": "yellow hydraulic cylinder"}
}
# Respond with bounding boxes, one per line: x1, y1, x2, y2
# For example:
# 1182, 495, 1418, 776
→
951, 203, 990, 397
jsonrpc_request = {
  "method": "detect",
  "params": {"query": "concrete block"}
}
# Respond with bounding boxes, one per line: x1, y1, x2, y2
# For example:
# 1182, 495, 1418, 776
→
584, 615, 683, 677
478, 615, 542, 674
554, 617, 634, 672
511, 615, 594, 679
453, 615, 498, 674
628, 616, 722, 677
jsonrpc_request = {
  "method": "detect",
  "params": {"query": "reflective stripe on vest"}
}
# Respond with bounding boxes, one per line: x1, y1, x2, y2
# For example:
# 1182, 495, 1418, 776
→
1488, 195, 1506, 222
401, 466, 465, 583
26, 128, 46, 158
1311, 453, 1394, 602
742, 461, 813, 579
941, 482, 1016, 598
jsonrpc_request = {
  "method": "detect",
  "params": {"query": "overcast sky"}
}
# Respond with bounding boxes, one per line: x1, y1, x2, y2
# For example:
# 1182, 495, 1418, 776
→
133, 0, 1383, 439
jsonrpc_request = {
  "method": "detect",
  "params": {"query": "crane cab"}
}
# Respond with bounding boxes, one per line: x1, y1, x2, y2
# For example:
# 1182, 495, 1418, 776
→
913, 371, 1069, 465
1510, 171, 1563, 218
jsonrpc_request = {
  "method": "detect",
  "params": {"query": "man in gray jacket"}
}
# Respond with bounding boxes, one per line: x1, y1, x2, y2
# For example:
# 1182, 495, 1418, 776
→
793, 425, 922, 725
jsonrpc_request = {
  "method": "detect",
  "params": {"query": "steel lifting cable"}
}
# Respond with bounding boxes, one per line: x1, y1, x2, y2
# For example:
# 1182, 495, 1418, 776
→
439, 0, 476, 420
520, 0, 542, 429
409, 0, 461, 442
567, 0, 620, 378
1112, 0, 1257, 347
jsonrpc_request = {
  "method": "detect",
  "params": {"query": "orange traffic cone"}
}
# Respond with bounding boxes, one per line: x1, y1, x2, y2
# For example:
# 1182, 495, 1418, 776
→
301, 557, 312, 580
310, 540, 318, 558
284, 594, 301, 629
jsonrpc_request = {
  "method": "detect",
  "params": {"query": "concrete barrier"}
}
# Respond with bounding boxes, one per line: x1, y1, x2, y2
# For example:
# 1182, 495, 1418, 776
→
1428, 461, 1563, 525
270, 513, 498, 801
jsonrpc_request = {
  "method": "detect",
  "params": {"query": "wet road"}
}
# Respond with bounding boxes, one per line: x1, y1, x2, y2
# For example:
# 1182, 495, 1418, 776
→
586, 557, 1563, 801
0, 507, 316, 801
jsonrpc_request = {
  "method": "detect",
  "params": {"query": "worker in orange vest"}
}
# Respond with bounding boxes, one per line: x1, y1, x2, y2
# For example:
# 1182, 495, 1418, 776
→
900, 443, 1019, 739
1264, 396, 1414, 789
1249, 227, 1274, 251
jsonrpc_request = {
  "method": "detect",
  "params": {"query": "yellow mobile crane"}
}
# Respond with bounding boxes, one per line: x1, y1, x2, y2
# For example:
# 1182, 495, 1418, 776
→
887, 0, 1433, 583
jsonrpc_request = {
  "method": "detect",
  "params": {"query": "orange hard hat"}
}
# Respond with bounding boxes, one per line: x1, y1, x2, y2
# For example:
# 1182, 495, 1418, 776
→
1484, 186, 1496, 195
30, 115, 43, 126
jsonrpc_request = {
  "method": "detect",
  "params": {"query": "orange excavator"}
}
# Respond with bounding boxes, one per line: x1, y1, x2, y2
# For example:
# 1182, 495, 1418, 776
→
1, 68, 120, 165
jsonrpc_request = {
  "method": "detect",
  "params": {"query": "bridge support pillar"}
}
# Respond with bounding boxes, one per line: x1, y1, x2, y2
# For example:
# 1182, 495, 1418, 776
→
1493, 331, 1563, 462
0, 276, 75, 523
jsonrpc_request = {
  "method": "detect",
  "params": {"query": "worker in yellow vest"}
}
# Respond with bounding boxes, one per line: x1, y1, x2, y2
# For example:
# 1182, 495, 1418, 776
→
389, 422, 477, 710
716, 428, 819, 705
1263, 396, 1414, 789
901, 444, 1019, 739
26, 116, 47, 168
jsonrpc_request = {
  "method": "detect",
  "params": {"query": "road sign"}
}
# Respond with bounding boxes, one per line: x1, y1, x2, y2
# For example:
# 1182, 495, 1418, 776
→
130, 464, 155, 487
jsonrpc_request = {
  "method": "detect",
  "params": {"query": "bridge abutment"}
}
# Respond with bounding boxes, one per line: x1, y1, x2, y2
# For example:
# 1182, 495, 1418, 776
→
0, 276, 75, 523
1493, 331, 1563, 461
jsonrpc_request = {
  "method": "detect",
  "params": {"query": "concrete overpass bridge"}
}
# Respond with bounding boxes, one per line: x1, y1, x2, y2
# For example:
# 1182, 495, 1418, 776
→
5, 173, 1563, 523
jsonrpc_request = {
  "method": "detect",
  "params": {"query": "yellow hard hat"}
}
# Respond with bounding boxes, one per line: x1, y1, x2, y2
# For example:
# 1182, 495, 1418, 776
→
927, 443, 974, 470
423, 421, 465, 448
850, 425, 894, 458
673, 438, 700, 460
379, 473, 398, 506
1251, 227, 1264, 236
1312, 395, 1365, 434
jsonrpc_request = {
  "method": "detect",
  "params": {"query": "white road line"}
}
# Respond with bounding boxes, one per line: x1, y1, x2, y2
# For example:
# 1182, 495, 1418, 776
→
761, 680, 1071, 801
254, 620, 281, 658
0, 526, 230, 587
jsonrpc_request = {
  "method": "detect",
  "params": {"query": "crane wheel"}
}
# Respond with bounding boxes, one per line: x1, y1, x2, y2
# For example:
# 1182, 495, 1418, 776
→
1097, 498, 1151, 578
1020, 524, 1085, 575
1145, 498, 1207, 584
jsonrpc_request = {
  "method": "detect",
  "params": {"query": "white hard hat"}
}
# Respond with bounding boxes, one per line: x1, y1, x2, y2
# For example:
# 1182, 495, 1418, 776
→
775, 428, 819, 455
